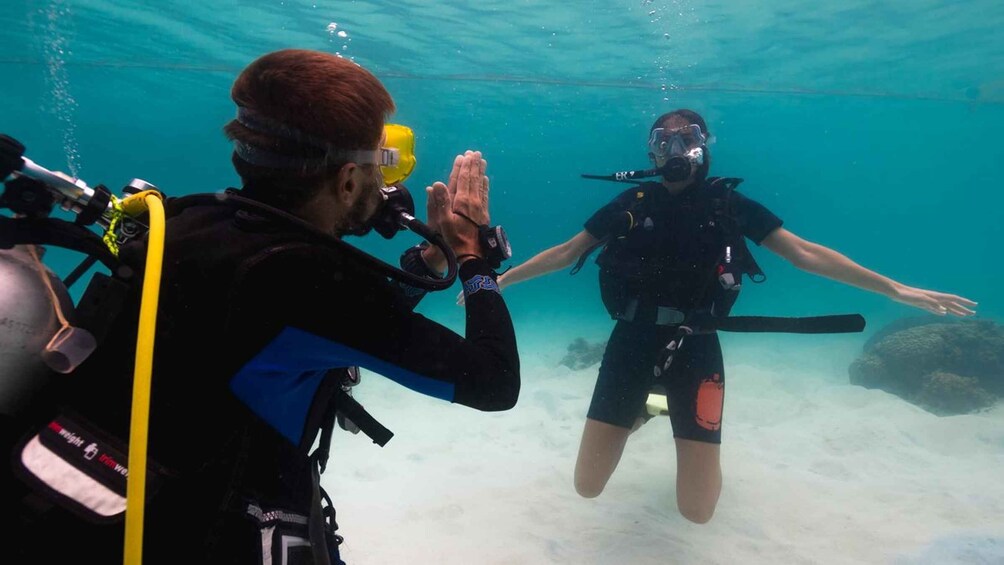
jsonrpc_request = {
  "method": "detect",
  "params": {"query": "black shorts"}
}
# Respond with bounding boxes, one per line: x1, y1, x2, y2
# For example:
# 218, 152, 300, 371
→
587, 321, 725, 443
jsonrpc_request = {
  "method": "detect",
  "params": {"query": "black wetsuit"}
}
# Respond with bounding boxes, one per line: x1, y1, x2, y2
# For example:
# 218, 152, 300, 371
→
7, 197, 519, 563
583, 179, 781, 442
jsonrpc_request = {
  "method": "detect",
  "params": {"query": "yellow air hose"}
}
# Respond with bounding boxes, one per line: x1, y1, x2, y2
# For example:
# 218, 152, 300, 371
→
119, 191, 166, 565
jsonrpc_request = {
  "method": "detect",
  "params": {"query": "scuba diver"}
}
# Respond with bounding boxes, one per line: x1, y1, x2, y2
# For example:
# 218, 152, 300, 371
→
2, 49, 518, 563
476, 109, 977, 524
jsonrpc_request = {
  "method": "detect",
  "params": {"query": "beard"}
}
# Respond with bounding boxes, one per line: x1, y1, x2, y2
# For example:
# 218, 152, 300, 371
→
342, 172, 383, 237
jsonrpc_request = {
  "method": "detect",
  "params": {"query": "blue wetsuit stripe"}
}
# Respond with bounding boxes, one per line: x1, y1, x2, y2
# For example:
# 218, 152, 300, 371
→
230, 326, 455, 444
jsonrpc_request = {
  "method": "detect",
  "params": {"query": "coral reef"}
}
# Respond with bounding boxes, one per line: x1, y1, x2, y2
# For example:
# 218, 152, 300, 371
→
849, 319, 1003, 415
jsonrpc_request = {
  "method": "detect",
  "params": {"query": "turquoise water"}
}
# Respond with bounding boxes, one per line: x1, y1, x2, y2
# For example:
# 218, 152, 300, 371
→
3, 0, 1002, 335
3, 1, 1004, 563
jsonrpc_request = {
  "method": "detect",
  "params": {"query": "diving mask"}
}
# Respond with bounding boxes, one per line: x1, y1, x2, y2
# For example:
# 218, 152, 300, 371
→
379, 124, 416, 185
232, 107, 417, 184
325, 123, 416, 185
647, 124, 708, 159
581, 123, 710, 184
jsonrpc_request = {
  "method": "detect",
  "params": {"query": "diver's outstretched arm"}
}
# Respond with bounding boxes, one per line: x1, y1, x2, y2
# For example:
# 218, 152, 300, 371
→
501, 230, 599, 288
761, 227, 977, 317
457, 230, 599, 305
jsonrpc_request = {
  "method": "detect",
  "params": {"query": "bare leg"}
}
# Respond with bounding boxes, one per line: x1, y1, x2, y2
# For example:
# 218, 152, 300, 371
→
574, 418, 721, 523
674, 438, 722, 524
573, 418, 634, 498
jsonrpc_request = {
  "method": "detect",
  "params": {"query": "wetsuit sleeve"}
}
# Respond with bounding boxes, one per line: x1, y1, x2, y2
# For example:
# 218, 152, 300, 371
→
390, 244, 442, 310
229, 247, 519, 417
732, 191, 783, 245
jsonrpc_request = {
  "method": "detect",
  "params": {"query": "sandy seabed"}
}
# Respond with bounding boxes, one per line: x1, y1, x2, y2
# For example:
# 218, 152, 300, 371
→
329, 331, 1004, 565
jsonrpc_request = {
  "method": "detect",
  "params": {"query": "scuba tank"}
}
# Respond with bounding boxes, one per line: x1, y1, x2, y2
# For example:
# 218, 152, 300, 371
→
0, 246, 75, 417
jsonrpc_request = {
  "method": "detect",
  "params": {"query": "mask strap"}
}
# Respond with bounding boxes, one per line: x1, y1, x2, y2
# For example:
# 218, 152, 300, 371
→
233, 140, 327, 170
233, 107, 381, 170
236, 106, 330, 150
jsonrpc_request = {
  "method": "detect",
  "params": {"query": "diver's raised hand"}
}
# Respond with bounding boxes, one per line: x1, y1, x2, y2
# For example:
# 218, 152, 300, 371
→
449, 150, 489, 225
418, 182, 452, 274
893, 285, 977, 317
437, 150, 489, 260
421, 152, 486, 271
